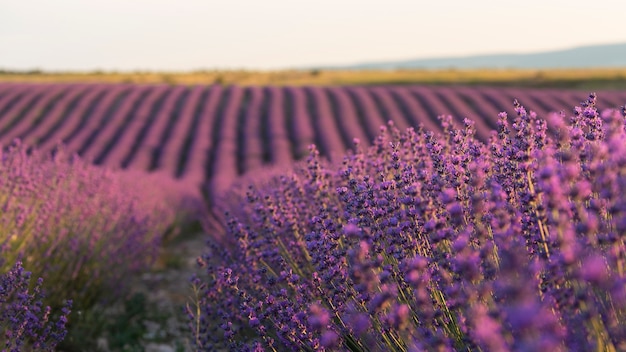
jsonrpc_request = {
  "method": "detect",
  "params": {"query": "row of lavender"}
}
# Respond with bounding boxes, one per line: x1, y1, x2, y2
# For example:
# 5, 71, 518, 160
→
2, 83, 626, 349
0, 139, 206, 350
190, 95, 626, 351
1, 83, 625, 200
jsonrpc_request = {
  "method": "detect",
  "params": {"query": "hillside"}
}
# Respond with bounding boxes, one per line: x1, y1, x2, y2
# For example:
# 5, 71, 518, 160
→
342, 42, 626, 70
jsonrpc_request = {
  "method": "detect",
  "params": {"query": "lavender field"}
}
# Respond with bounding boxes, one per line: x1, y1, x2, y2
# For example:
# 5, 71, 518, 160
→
1, 83, 625, 202
3, 82, 626, 351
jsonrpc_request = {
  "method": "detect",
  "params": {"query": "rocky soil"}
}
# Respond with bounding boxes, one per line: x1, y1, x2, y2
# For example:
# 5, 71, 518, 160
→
94, 229, 213, 352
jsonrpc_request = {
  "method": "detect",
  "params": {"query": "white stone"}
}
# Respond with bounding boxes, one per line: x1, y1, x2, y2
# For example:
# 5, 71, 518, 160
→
144, 343, 175, 352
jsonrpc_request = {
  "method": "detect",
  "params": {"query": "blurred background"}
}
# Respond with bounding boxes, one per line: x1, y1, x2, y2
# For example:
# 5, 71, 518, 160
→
1, 0, 626, 191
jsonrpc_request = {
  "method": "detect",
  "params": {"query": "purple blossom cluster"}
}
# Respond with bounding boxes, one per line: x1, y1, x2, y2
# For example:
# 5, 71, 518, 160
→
0, 260, 71, 351
0, 140, 195, 347
190, 94, 626, 351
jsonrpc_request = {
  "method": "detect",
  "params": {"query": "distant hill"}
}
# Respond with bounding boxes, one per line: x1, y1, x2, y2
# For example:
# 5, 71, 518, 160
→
337, 42, 626, 70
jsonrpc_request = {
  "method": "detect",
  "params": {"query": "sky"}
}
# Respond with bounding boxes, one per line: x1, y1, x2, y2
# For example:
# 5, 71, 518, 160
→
1, 0, 625, 71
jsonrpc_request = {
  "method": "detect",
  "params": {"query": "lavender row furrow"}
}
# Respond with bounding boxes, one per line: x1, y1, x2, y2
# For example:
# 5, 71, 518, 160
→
20, 84, 90, 147
516, 88, 577, 133
352, 87, 388, 135
0, 85, 30, 118
0, 83, 24, 100
550, 90, 625, 116
0, 83, 13, 97
209, 86, 244, 194
411, 86, 461, 130
184, 85, 223, 186
327, 86, 369, 150
80, 86, 151, 163
99, 85, 168, 170
528, 89, 573, 115
371, 86, 411, 132
390, 87, 441, 134
475, 87, 518, 118
130, 86, 186, 170
175, 86, 210, 179
0, 85, 50, 138
64, 85, 131, 159
543, 89, 581, 111
266, 86, 292, 166
38, 85, 109, 153
160, 85, 205, 178
240, 86, 264, 173
306, 86, 346, 160
434, 86, 493, 140
346, 86, 384, 144
504, 88, 554, 118
1, 85, 68, 142
454, 86, 502, 131
602, 91, 626, 108
285, 87, 316, 160
150, 88, 191, 171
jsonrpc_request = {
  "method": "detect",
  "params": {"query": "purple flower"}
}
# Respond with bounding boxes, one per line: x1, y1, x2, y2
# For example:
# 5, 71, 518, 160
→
190, 95, 626, 351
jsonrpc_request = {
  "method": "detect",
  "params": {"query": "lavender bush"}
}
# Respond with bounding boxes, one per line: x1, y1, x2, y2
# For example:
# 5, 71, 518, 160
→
0, 260, 71, 351
0, 140, 202, 349
190, 94, 626, 351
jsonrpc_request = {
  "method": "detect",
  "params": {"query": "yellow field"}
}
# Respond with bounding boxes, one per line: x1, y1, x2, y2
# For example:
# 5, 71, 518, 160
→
2, 68, 626, 89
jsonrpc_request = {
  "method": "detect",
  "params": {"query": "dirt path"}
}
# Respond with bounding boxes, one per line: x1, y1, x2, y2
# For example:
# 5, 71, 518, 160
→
94, 230, 211, 352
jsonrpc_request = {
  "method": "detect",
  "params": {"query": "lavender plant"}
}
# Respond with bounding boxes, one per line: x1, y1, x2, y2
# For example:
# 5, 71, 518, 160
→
190, 94, 626, 351
0, 140, 202, 350
0, 260, 71, 351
